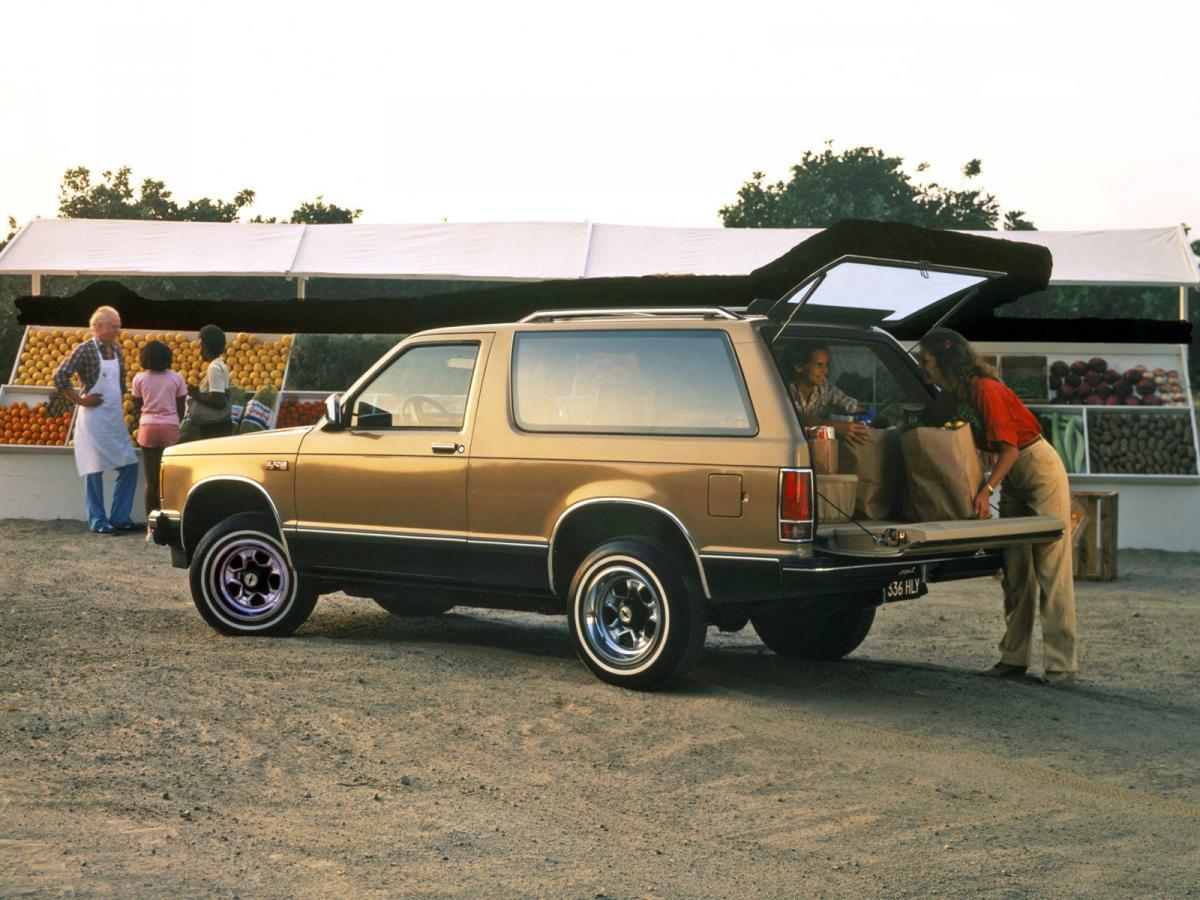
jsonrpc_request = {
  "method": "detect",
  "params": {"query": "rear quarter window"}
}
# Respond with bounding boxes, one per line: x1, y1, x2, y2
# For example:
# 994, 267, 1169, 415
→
512, 329, 757, 436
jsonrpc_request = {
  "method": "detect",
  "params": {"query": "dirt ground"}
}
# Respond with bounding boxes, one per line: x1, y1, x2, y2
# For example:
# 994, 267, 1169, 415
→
1, 519, 1198, 898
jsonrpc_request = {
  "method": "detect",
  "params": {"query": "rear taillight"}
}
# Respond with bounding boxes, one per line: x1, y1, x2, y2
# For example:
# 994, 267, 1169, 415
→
779, 468, 814, 542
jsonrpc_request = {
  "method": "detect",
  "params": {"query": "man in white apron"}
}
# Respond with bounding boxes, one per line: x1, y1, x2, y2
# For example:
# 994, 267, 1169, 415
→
52, 306, 140, 534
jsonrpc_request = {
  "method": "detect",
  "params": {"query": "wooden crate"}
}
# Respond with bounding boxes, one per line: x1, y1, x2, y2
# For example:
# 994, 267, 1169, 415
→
1073, 491, 1118, 581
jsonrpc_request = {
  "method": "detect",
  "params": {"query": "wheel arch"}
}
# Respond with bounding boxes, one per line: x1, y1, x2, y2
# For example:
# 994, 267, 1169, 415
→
181, 476, 289, 563
548, 499, 710, 599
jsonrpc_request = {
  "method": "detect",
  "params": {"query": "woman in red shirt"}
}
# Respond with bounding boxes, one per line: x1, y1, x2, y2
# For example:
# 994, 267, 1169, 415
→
916, 328, 1077, 686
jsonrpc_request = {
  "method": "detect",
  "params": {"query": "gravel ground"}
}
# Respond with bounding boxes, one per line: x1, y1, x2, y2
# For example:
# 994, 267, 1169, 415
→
2, 518, 1198, 898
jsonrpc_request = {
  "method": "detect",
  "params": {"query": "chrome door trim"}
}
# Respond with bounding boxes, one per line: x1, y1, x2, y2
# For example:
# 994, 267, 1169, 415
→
548, 498, 711, 599
467, 537, 550, 549
290, 525, 467, 544
182, 475, 292, 565
699, 553, 785, 564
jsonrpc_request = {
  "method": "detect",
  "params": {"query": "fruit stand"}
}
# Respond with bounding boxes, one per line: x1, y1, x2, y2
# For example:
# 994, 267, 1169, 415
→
0, 325, 299, 520
974, 341, 1199, 552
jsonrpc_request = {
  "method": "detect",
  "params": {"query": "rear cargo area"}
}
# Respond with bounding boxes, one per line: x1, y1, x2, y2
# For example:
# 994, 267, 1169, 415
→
766, 328, 1065, 552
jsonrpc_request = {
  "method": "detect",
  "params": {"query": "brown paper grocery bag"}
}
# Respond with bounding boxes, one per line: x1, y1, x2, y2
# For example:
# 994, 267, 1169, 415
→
808, 437, 838, 475
899, 425, 983, 521
838, 427, 902, 519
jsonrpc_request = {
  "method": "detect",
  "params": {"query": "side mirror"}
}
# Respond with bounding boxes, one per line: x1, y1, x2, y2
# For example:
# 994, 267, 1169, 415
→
324, 393, 346, 430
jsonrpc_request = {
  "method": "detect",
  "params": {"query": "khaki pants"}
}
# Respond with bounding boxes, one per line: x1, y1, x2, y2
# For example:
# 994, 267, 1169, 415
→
998, 439, 1078, 673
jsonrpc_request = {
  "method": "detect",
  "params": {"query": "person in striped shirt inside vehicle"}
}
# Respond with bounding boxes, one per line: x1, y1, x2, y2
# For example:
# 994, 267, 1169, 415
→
784, 342, 871, 447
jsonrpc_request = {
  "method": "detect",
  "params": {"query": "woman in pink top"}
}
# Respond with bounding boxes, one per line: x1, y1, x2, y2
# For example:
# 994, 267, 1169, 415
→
131, 340, 188, 538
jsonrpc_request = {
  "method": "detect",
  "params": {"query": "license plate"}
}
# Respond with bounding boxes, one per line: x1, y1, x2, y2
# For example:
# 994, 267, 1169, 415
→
883, 565, 927, 603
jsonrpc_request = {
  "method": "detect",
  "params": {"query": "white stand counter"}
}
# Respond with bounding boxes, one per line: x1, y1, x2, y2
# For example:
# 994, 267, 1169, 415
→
0, 447, 147, 522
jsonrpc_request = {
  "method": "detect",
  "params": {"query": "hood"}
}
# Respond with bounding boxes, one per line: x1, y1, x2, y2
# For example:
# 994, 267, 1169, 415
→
162, 425, 312, 458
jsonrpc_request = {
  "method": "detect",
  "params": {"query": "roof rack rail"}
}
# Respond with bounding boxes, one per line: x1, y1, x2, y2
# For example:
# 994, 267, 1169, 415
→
519, 307, 741, 323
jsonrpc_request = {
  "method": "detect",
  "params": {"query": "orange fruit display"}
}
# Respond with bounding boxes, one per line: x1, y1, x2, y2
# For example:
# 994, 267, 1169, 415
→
14, 327, 292, 395
12, 326, 293, 439
276, 396, 325, 428
0, 400, 72, 446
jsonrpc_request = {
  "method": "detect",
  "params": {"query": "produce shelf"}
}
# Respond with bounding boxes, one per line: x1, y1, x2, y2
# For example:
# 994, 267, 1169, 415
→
274, 391, 329, 430
0, 384, 75, 449
975, 342, 1199, 483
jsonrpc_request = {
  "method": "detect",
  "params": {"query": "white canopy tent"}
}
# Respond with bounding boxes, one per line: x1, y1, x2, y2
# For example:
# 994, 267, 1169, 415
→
0, 220, 1196, 310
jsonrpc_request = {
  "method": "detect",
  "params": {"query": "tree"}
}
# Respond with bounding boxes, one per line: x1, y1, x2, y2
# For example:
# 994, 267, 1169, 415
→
289, 195, 362, 224
58, 166, 255, 222
250, 195, 362, 224
0, 215, 17, 251
718, 142, 1034, 231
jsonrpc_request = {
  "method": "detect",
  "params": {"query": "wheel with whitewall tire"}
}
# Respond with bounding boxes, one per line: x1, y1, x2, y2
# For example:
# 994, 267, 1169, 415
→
568, 537, 707, 690
189, 513, 318, 636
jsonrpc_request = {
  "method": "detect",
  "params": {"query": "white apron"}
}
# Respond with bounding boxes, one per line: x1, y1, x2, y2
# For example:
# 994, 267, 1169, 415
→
73, 341, 138, 477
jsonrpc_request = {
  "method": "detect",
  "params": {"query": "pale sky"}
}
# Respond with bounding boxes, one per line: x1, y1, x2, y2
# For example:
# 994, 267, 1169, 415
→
2, 0, 1197, 233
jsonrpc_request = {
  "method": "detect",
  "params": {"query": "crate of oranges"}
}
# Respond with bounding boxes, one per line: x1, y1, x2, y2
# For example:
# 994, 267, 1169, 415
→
0, 387, 74, 448
9, 325, 296, 440
275, 392, 328, 429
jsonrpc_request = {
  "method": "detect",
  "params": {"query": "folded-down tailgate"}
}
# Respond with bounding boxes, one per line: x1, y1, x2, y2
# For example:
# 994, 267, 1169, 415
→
816, 515, 1064, 559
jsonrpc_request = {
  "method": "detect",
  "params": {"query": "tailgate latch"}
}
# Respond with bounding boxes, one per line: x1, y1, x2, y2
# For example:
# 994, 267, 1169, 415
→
882, 527, 908, 547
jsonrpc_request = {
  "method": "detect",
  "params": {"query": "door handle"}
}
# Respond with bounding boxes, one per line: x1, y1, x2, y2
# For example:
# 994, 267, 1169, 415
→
431, 442, 463, 454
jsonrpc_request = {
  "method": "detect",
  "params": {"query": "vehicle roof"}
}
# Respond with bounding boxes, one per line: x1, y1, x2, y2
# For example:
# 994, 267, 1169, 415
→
410, 309, 892, 341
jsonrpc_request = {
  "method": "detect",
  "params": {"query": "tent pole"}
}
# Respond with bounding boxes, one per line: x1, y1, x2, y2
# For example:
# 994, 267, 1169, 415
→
296, 277, 306, 302
31, 273, 40, 296
1181, 285, 1188, 321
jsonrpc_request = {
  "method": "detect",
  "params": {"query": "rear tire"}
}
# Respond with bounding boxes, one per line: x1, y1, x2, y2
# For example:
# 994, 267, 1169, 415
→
568, 537, 707, 690
189, 513, 318, 636
751, 603, 875, 660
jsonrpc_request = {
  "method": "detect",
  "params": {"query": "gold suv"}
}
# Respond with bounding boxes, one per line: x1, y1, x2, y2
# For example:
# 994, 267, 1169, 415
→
151, 257, 1063, 689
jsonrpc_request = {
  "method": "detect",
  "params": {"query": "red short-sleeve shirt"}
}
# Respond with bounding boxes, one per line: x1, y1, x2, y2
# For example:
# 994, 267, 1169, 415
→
970, 376, 1041, 451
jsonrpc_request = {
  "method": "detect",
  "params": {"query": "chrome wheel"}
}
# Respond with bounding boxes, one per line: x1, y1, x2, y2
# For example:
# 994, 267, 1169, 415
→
579, 562, 665, 669
207, 535, 291, 623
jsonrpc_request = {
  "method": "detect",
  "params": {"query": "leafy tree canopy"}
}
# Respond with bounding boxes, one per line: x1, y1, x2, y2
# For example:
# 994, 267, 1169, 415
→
251, 195, 362, 224
719, 142, 1035, 231
58, 166, 256, 222
53, 166, 361, 226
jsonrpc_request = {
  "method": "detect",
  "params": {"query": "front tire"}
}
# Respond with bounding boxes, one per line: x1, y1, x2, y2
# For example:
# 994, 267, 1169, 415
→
189, 513, 318, 636
568, 537, 706, 690
751, 603, 875, 660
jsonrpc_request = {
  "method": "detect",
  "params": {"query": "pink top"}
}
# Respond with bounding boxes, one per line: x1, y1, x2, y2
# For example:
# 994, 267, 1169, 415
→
131, 370, 188, 426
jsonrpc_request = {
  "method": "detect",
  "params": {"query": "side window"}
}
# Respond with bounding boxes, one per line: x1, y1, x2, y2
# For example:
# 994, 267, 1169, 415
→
512, 330, 756, 436
350, 343, 479, 429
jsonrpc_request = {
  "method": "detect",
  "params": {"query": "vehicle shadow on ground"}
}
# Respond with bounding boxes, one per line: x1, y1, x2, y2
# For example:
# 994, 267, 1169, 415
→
299, 604, 581, 661
301, 604, 1199, 736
